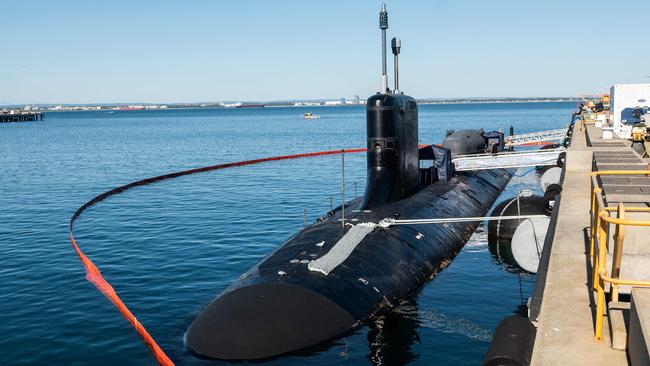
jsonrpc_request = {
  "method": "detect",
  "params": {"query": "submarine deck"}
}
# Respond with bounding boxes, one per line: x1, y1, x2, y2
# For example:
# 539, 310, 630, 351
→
530, 120, 650, 365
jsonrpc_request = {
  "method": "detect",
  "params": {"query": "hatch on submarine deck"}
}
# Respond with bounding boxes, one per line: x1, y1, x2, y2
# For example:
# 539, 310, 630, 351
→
185, 4, 513, 360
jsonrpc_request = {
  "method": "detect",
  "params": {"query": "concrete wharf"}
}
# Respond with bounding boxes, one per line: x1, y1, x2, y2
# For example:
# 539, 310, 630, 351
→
528, 115, 650, 365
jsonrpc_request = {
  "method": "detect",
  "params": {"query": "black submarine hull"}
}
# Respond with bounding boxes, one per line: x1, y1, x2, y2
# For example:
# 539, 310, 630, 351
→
186, 168, 512, 360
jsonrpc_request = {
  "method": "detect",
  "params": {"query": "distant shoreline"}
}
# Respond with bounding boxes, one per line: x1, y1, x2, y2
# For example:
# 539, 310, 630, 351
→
7, 98, 576, 113
419, 98, 576, 105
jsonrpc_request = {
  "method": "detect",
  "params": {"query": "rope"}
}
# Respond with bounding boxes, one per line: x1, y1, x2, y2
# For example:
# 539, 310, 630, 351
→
495, 196, 519, 238
521, 216, 544, 260
68, 147, 367, 365
378, 214, 548, 227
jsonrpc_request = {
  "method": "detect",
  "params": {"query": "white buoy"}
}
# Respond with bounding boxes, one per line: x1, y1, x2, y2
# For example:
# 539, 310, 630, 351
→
511, 217, 550, 273
540, 167, 562, 193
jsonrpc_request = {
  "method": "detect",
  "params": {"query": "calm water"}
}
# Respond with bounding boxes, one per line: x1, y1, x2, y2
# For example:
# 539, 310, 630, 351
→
0, 103, 572, 365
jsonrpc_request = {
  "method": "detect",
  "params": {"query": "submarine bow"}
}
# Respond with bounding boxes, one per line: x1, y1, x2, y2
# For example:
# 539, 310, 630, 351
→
186, 284, 356, 360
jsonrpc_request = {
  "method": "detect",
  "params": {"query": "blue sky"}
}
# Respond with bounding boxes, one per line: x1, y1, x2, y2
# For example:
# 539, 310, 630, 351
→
2, 0, 649, 104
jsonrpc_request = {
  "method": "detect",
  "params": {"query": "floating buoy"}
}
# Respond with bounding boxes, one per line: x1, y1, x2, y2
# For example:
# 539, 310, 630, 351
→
511, 217, 550, 273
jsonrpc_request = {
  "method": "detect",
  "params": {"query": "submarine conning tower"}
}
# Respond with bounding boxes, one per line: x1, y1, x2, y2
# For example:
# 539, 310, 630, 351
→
361, 4, 419, 210
362, 94, 419, 209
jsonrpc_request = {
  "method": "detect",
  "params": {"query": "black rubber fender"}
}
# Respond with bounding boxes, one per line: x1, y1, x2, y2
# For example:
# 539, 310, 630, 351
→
556, 152, 566, 167
543, 184, 562, 215
483, 315, 536, 366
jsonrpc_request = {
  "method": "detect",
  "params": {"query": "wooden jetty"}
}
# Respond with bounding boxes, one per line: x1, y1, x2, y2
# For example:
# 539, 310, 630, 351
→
0, 111, 44, 122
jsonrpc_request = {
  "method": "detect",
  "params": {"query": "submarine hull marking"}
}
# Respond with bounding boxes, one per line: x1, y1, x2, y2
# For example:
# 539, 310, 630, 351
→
308, 222, 378, 275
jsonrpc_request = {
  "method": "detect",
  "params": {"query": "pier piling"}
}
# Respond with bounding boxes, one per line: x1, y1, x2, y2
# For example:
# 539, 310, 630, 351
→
0, 111, 44, 123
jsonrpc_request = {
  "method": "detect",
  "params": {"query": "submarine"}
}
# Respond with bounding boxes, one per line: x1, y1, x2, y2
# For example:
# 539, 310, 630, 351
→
186, 4, 513, 360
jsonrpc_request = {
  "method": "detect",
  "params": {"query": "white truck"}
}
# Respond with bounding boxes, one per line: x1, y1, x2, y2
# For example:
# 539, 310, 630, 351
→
610, 83, 650, 138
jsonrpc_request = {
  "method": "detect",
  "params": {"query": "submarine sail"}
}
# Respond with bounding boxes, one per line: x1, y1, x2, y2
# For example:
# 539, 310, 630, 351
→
186, 4, 512, 360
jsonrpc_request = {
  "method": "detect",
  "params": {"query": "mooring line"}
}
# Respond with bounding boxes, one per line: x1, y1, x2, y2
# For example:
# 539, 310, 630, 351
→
378, 214, 548, 227
68, 147, 366, 365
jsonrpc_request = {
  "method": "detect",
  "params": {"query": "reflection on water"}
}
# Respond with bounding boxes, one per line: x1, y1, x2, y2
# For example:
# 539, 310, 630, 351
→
488, 235, 519, 271
367, 295, 497, 365
464, 226, 488, 253
367, 299, 422, 366
392, 304, 494, 343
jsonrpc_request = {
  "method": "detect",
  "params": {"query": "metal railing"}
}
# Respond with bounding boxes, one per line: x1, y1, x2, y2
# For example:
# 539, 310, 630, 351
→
452, 147, 565, 171
504, 128, 568, 146
589, 170, 650, 342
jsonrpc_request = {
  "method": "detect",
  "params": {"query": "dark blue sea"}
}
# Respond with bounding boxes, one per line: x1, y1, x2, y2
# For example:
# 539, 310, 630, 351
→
0, 102, 573, 365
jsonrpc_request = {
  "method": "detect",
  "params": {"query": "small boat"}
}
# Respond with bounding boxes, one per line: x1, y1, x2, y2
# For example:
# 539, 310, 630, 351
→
304, 112, 320, 119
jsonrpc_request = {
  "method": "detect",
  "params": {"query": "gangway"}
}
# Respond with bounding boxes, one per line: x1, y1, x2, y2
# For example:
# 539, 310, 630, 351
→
505, 128, 567, 147
452, 147, 565, 171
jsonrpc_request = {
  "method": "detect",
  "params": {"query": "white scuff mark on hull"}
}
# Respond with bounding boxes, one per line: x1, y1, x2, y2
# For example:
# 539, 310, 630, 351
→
308, 223, 378, 275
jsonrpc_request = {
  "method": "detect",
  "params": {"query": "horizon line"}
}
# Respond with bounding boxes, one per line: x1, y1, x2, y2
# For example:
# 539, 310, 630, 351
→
1, 96, 579, 107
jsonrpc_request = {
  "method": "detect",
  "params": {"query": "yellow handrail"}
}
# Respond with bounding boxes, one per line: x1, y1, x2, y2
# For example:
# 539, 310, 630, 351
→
603, 207, 650, 212
599, 212, 650, 226
590, 170, 650, 176
589, 170, 650, 342
600, 273, 650, 286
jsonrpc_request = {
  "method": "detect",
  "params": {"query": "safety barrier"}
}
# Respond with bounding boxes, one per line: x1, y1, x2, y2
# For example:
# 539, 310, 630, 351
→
589, 170, 650, 342
69, 147, 367, 365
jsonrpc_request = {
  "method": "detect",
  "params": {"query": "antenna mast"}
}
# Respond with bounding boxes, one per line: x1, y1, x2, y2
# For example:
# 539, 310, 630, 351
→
379, 3, 389, 93
391, 37, 401, 93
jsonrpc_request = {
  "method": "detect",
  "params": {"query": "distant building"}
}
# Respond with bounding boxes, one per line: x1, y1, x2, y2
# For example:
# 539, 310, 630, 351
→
223, 102, 243, 108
